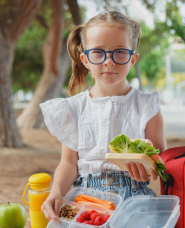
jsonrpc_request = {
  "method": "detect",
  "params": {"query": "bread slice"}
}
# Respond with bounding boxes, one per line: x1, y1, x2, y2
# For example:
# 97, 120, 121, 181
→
105, 153, 158, 175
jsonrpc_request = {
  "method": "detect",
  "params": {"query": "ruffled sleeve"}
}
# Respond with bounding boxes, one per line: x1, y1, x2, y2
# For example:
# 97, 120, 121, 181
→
40, 98, 78, 151
140, 91, 161, 137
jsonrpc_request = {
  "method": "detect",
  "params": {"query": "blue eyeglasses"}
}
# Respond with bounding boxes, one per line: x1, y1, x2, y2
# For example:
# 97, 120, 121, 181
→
84, 48, 135, 65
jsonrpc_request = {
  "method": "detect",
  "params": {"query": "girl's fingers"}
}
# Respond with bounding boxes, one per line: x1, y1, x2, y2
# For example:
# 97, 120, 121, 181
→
137, 163, 150, 182
127, 162, 151, 182
42, 208, 51, 221
130, 162, 141, 182
42, 203, 60, 223
126, 163, 135, 179
54, 200, 62, 217
150, 168, 158, 181
53, 216, 60, 223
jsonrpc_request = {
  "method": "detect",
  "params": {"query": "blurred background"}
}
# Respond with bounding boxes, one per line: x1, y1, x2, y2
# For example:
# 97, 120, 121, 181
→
0, 0, 185, 227
1, 0, 185, 147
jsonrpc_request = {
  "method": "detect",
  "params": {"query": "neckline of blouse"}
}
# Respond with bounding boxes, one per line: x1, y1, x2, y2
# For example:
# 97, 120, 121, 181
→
86, 86, 135, 102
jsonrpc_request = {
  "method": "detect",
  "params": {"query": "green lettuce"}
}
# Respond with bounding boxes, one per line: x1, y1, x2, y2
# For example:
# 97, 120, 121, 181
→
129, 140, 158, 156
110, 134, 132, 153
156, 162, 167, 171
109, 134, 168, 182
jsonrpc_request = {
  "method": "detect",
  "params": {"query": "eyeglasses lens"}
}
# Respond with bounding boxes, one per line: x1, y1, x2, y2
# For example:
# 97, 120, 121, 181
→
89, 50, 105, 64
113, 50, 130, 64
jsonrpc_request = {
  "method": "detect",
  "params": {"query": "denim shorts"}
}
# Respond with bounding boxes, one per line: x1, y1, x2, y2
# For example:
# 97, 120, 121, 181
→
73, 171, 156, 202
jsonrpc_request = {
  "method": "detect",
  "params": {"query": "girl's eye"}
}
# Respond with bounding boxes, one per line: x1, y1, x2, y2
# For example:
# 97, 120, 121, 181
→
92, 50, 103, 54
116, 50, 128, 54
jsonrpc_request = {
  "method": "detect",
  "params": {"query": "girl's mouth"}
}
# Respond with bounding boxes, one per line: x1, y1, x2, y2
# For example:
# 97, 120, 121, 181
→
102, 72, 116, 75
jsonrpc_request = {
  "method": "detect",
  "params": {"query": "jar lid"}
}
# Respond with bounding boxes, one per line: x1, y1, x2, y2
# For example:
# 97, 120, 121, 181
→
29, 173, 51, 189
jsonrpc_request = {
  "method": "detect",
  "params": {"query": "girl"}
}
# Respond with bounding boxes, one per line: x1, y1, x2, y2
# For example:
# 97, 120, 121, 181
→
40, 11, 167, 222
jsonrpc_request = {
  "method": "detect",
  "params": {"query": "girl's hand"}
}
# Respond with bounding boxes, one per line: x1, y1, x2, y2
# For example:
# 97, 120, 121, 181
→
41, 191, 63, 223
126, 162, 157, 182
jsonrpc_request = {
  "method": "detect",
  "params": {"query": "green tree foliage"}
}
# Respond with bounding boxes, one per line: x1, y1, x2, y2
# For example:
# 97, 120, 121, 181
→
140, 49, 165, 85
127, 22, 170, 85
13, 20, 46, 92
12, 2, 85, 93
166, 0, 185, 42
127, 67, 136, 82
12, 2, 51, 93
12, 0, 185, 93
141, 0, 185, 42
124, 0, 185, 87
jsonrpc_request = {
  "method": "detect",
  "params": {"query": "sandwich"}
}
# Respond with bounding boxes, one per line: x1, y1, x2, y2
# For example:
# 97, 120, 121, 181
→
106, 134, 168, 182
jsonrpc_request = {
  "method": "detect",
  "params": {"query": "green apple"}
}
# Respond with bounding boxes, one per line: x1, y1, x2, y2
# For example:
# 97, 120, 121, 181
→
0, 202, 27, 228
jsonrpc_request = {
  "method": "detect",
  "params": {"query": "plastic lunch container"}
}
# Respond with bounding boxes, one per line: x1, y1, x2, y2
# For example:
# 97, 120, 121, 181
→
46, 187, 180, 228
110, 195, 180, 228
46, 187, 122, 228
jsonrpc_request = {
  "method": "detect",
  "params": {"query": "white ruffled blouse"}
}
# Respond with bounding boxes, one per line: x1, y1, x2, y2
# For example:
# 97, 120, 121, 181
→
40, 86, 160, 176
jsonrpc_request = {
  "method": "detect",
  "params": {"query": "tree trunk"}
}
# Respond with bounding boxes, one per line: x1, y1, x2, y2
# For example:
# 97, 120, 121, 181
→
17, 0, 82, 129
17, 37, 71, 128
67, 0, 82, 25
17, 0, 65, 129
0, 34, 22, 147
0, 0, 42, 147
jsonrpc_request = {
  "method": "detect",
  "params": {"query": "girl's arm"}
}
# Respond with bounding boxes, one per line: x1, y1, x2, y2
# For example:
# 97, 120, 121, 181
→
145, 110, 167, 155
41, 144, 79, 222
126, 110, 167, 182
52, 144, 79, 196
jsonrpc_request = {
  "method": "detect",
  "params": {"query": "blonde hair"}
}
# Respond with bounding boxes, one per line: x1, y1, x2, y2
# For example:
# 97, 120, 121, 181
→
67, 11, 141, 96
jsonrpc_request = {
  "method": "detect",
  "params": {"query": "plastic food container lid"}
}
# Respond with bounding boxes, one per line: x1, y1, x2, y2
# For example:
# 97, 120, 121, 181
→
109, 195, 180, 228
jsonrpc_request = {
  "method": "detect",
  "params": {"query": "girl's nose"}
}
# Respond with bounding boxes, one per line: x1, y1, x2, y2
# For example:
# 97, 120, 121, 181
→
103, 54, 115, 67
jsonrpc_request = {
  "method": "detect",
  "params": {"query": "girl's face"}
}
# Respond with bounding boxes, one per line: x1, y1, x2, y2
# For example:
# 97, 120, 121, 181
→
80, 25, 139, 89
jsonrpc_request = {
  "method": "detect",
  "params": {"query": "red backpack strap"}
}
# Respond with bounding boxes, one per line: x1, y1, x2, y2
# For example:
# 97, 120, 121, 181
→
162, 173, 174, 195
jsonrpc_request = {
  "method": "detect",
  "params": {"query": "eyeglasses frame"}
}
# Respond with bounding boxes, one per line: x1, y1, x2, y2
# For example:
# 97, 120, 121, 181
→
84, 48, 136, 65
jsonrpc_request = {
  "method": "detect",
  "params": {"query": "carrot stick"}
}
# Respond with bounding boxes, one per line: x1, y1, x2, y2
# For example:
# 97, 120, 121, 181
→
102, 199, 113, 205
97, 199, 113, 206
75, 201, 109, 209
75, 201, 116, 210
75, 197, 86, 201
79, 195, 113, 205
75, 196, 113, 206
79, 194, 112, 209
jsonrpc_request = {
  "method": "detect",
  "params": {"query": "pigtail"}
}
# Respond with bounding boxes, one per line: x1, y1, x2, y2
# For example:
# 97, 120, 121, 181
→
67, 25, 88, 96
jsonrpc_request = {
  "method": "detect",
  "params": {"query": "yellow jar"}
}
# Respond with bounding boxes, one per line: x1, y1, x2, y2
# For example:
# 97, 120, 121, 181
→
22, 173, 51, 228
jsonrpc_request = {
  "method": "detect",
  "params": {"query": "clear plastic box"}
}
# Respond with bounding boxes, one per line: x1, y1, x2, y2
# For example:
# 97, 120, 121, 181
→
46, 187, 122, 228
47, 188, 180, 228
109, 195, 180, 228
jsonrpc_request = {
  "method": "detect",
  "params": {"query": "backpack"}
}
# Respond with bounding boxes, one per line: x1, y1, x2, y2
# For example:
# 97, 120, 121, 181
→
161, 146, 185, 228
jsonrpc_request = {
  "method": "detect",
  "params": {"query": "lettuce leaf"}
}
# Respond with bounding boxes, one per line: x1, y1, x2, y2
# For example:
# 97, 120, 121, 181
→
110, 134, 132, 153
159, 170, 169, 182
129, 140, 158, 156
110, 135, 158, 155
156, 162, 167, 171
